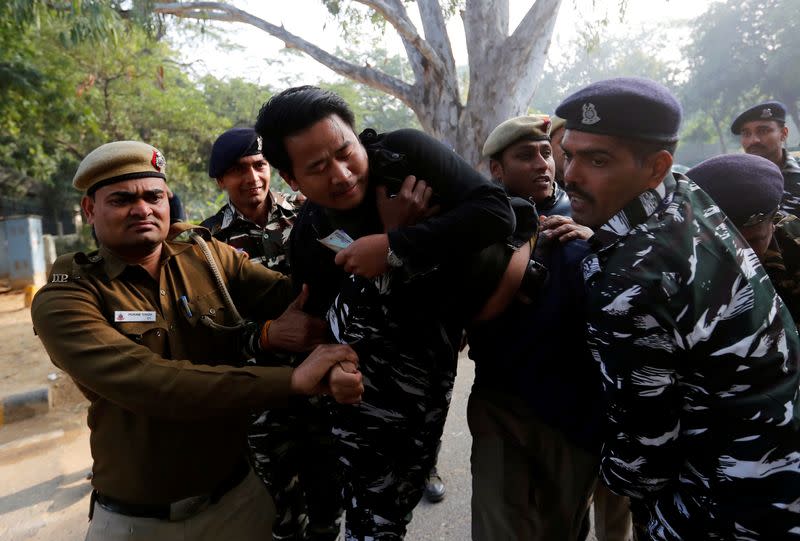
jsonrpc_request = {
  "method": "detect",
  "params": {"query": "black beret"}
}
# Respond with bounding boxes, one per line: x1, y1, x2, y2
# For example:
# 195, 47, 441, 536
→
730, 101, 787, 135
555, 77, 682, 143
688, 153, 783, 227
208, 128, 263, 178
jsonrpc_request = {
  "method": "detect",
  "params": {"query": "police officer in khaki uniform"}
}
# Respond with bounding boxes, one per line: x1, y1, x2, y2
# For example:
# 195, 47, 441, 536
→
31, 141, 363, 541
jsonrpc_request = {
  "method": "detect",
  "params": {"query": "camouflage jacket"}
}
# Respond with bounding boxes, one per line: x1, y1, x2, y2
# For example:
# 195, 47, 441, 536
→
779, 151, 800, 217
764, 211, 800, 324
583, 173, 800, 539
200, 191, 301, 275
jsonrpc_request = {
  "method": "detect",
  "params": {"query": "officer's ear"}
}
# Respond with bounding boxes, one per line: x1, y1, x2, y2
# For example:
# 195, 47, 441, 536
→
644, 150, 673, 189
781, 124, 789, 143
279, 170, 300, 192
81, 194, 96, 225
489, 158, 504, 182
215, 177, 225, 190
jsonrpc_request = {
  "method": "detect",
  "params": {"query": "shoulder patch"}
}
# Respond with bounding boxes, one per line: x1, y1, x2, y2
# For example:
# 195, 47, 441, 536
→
46, 253, 77, 284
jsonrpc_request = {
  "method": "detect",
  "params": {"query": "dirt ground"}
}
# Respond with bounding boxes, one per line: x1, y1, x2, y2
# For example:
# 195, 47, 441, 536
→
0, 291, 77, 404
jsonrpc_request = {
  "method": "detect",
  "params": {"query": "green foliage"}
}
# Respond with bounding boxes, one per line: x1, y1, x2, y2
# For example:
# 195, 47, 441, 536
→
534, 26, 679, 115
0, 1, 282, 223
683, 0, 800, 148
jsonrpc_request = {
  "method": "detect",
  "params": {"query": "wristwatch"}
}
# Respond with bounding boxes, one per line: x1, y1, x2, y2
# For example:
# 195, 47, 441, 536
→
386, 247, 405, 268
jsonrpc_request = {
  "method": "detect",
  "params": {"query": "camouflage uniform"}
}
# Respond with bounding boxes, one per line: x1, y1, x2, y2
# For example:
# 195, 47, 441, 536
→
201, 193, 343, 541
764, 211, 800, 324
780, 152, 800, 218
201, 191, 299, 274
583, 173, 800, 540
327, 271, 457, 541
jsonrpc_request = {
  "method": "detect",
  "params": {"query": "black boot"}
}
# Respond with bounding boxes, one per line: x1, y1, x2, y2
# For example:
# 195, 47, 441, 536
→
423, 467, 446, 503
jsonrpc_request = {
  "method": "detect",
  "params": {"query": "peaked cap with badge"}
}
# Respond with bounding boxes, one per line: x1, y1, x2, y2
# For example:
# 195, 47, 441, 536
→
688, 153, 784, 227
555, 76, 682, 143
73, 141, 167, 194
482, 115, 552, 158
731, 100, 787, 135
208, 127, 264, 178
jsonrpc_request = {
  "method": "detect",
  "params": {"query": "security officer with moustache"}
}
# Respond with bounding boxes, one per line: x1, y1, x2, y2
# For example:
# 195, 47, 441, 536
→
467, 115, 607, 541
557, 77, 800, 539
544, 113, 634, 541
31, 141, 363, 541
689, 153, 800, 324
201, 127, 341, 541
732, 100, 800, 216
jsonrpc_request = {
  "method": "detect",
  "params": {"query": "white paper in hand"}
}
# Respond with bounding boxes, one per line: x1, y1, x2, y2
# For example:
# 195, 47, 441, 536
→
318, 229, 354, 253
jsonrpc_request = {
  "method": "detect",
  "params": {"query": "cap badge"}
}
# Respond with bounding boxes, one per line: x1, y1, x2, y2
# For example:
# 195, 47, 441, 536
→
582, 103, 601, 125
256, 136, 263, 152
151, 149, 166, 172
761, 108, 773, 119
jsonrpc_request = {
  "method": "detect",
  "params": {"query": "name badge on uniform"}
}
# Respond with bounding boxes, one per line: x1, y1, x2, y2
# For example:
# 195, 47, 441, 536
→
114, 311, 157, 322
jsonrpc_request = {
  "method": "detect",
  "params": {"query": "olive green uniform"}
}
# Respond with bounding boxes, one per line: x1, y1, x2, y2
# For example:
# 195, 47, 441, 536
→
32, 223, 295, 532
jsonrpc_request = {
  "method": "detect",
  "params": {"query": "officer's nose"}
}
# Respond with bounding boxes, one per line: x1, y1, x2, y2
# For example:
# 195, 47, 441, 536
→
532, 152, 549, 173
245, 164, 261, 184
563, 160, 578, 186
129, 198, 152, 218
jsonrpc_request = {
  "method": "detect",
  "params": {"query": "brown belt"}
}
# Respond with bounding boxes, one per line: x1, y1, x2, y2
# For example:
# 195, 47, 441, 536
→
91, 460, 250, 522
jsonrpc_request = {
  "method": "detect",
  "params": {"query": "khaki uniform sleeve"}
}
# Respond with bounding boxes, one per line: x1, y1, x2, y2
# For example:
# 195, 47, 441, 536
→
31, 266, 294, 421
209, 238, 295, 321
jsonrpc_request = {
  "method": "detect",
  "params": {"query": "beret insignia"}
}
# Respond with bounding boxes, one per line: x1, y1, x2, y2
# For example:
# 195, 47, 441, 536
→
582, 103, 601, 125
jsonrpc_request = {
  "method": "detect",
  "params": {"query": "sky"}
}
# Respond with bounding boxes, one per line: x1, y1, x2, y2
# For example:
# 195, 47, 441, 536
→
174, 0, 717, 86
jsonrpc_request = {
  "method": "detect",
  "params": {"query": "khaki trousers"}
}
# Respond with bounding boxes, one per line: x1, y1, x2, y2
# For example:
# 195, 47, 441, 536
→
468, 389, 599, 541
85, 469, 275, 541
592, 483, 633, 541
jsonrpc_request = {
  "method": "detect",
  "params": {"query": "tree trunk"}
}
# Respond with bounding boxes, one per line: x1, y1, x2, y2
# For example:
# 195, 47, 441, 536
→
710, 111, 728, 154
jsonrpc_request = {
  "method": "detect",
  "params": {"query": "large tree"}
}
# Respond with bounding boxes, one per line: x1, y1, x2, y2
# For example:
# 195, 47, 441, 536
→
153, 0, 563, 167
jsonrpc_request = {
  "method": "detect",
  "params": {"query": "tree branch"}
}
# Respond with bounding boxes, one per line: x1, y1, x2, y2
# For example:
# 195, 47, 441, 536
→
416, 0, 456, 81
153, 2, 415, 106
355, 0, 447, 79
509, 0, 562, 44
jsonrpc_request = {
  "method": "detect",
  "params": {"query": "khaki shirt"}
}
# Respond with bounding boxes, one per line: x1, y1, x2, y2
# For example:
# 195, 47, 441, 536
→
32, 223, 294, 504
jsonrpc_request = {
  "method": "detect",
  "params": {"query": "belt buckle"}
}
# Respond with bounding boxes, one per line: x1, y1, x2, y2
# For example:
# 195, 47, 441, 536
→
169, 495, 210, 521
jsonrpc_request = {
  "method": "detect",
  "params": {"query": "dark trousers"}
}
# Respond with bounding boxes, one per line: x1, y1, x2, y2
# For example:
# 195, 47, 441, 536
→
248, 397, 343, 541
333, 365, 454, 540
468, 388, 599, 541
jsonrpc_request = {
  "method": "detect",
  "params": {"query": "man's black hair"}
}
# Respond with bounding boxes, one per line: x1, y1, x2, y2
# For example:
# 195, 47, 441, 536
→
255, 86, 356, 176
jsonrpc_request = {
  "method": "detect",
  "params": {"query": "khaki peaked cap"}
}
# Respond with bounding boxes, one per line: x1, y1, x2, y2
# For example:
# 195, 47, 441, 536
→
550, 115, 566, 133
73, 141, 167, 193
482, 115, 552, 158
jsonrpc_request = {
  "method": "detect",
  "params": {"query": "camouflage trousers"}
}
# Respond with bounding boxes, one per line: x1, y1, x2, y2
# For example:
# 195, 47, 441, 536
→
248, 396, 344, 541
331, 353, 455, 540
